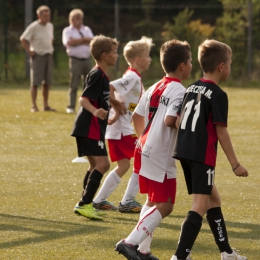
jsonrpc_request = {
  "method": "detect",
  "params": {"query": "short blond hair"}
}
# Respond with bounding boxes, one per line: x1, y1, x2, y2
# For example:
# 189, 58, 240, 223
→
36, 5, 50, 15
69, 9, 84, 24
90, 35, 119, 61
123, 36, 154, 64
198, 39, 232, 73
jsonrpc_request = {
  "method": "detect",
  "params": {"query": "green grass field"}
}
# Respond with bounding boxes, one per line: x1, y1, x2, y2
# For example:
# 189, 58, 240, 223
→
0, 83, 259, 260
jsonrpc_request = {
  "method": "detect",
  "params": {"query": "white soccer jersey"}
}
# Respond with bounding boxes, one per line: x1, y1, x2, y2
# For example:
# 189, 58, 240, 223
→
133, 77, 185, 182
105, 68, 145, 139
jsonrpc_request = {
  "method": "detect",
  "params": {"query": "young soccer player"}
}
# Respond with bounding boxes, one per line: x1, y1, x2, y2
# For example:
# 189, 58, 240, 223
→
72, 35, 124, 220
93, 37, 153, 213
171, 39, 248, 260
115, 39, 192, 260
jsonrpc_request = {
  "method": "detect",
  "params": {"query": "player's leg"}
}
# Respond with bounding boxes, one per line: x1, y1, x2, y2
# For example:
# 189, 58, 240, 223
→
83, 155, 96, 189
207, 185, 248, 260
172, 159, 212, 260
93, 158, 129, 210
30, 85, 38, 112
119, 135, 142, 213
74, 138, 109, 220
116, 175, 176, 260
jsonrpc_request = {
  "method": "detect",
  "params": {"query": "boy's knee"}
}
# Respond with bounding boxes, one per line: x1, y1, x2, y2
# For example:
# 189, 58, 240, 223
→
97, 161, 110, 173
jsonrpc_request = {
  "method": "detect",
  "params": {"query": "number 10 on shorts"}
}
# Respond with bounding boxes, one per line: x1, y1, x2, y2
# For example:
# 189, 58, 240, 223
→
207, 169, 215, 185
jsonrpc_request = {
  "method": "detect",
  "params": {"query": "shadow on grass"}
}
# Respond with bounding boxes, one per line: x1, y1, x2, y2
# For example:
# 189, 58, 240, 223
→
0, 213, 109, 249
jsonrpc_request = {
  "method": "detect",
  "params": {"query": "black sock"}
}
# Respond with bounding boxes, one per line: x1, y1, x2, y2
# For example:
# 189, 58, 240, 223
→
79, 169, 103, 206
206, 207, 232, 254
83, 170, 91, 189
175, 211, 203, 260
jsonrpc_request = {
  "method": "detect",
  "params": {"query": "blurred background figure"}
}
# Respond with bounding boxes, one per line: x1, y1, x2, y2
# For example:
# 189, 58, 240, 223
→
20, 5, 55, 112
62, 9, 94, 114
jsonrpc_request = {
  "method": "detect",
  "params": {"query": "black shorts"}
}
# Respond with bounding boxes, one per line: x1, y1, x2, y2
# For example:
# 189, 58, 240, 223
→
180, 158, 215, 195
76, 137, 108, 157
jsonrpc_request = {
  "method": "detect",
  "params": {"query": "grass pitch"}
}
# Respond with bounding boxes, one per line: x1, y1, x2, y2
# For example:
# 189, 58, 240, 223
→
0, 83, 259, 260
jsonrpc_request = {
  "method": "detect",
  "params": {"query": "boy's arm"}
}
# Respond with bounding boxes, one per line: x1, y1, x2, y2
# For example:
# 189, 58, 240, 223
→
164, 115, 177, 128
216, 124, 248, 177
110, 84, 127, 115
108, 84, 120, 125
132, 112, 145, 137
79, 97, 108, 120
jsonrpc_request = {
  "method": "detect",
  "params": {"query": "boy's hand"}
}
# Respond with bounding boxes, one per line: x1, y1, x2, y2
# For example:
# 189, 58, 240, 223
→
110, 98, 127, 115
233, 163, 249, 177
93, 108, 108, 120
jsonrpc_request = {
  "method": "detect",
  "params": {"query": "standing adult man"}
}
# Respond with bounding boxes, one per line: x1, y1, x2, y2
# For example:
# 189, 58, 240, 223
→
62, 9, 94, 114
20, 5, 55, 112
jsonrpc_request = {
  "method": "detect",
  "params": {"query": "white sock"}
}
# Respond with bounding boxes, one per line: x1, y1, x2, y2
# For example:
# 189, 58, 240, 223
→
93, 170, 121, 203
138, 205, 153, 253
121, 172, 139, 205
125, 206, 162, 246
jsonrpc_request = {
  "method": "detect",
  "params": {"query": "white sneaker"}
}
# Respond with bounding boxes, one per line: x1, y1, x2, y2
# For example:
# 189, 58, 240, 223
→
221, 250, 248, 260
170, 253, 192, 260
66, 107, 74, 114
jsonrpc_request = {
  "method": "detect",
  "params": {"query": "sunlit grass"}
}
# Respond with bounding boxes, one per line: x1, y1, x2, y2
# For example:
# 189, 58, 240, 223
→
0, 83, 259, 259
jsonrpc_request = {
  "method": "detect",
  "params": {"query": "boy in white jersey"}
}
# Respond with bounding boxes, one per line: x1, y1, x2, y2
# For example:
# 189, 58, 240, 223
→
115, 40, 192, 260
93, 37, 153, 213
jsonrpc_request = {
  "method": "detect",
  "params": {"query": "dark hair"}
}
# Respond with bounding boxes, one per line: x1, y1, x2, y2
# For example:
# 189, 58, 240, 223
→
198, 39, 232, 73
160, 39, 191, 74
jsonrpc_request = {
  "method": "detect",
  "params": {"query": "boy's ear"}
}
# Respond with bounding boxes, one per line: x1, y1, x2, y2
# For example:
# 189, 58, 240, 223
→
180, 62, 185, 71
218, 62, 224, 72
101, 52, 107, 60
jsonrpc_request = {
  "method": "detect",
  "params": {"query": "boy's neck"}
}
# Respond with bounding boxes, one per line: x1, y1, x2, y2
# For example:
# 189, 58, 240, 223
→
129, 64, 143, 74
202, 73, 221, 85
166, 72, 182, 81
95, 61, 109, 74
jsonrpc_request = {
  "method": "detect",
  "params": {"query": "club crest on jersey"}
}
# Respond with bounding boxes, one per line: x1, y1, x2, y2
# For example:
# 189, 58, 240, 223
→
128, 103, 137, 112
142, 145, 152, 158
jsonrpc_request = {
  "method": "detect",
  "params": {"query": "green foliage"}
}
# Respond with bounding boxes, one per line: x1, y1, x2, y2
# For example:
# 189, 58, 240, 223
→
162, 9, 215, 77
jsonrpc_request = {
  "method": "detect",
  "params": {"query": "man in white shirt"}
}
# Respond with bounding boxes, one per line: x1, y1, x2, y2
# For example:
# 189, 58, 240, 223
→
20, 5, 55, 112
62, 9, 94, 113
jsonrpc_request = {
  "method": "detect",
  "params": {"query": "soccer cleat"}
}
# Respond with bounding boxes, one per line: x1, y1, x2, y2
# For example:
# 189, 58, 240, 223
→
93, 200, 118, 210
66, 107, 74, 114
118, 200, 142, 213
221, 250, 248, 260
74, 203, 103, 220
115, 239, 140, 260
137, 251, 159, 260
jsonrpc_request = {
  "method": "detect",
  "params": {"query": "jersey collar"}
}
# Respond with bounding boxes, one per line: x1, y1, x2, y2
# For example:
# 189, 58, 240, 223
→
164, 76, 181, 83
200, 78, 216, 85
95, 65, 109, 79
125, 67, 141, 78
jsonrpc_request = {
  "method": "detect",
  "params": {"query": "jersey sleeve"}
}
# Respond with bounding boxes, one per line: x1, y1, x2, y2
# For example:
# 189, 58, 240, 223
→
81, 70, 103, 103
110, 75, 139, 97
166, 89, 185, 117
212, 91, 228, 126
134, 90, 148, 116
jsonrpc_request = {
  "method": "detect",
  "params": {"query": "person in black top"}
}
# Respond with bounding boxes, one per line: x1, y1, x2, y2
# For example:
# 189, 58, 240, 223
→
171, 40, 249, 260
72, 35, 125, 220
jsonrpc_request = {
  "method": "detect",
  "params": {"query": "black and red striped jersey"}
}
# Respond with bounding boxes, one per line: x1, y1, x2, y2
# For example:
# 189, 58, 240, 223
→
173, 78, 228, 167
71, 66, 110, 141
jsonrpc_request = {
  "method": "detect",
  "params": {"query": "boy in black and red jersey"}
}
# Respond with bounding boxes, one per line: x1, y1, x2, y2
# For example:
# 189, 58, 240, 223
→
71, 35, 125, 220
171, 40, 249, 260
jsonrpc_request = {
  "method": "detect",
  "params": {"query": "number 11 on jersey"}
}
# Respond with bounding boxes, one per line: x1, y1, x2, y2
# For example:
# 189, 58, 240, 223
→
181, 99, 201, 132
